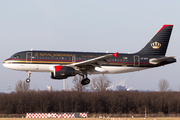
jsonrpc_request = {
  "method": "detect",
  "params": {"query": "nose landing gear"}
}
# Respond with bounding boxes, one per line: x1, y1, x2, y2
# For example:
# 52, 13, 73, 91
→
26, 71, 31, 83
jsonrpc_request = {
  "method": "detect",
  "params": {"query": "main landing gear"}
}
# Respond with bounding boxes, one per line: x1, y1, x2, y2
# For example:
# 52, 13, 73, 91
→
80, 71, 90, 85
81, 78, 90, 85
26, 71, 31, 83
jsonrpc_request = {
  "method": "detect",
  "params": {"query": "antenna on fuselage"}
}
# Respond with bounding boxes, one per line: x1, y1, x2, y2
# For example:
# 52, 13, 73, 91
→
31, 48, 33, 51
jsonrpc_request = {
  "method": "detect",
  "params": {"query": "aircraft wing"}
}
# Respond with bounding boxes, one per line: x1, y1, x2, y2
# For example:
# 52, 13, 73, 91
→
68, 52, 118, 71
149, 56, 175, 64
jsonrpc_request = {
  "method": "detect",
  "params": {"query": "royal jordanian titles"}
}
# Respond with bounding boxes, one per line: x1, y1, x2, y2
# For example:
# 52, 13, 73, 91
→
3, 25, 176, 85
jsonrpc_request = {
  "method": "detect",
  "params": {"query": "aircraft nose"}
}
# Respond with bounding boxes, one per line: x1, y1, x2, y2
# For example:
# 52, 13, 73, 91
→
3, 59, 18, 70
2, 60, 11, 69
3, 60, 7, 68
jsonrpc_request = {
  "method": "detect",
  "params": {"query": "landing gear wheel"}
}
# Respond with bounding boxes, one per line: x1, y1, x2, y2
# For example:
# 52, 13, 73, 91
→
26, 71, 31, 83
81, 78, 90, 85
86, 78, 90, 84
26, 78, 30, 83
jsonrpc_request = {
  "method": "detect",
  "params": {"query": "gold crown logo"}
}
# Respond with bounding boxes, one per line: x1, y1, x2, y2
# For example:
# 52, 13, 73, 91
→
151, 41, 161, 49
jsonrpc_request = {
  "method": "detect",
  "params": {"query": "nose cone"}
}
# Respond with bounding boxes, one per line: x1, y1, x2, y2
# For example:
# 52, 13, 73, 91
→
3, 59, 19, 70
2, 59, 13, 69
3, 60, 8, 68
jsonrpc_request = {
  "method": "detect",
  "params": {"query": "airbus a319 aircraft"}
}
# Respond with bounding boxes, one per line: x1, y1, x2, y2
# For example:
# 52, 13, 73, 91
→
3, 25, 176, 85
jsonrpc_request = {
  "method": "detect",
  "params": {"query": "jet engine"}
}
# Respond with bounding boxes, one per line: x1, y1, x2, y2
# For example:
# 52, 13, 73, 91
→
51, 66, 76, 79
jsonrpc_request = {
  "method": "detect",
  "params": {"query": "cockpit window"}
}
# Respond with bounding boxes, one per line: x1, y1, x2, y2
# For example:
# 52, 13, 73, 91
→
11, 55, 20, 59
16, 55, 20, 58
10, 54, 20, 59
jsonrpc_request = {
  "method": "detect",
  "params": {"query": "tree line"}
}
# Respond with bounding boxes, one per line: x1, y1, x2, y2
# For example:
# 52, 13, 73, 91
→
0, 90, 180, 114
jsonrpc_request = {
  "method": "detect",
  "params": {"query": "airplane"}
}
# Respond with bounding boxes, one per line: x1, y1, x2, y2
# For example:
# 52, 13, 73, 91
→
3, 25, 176, 85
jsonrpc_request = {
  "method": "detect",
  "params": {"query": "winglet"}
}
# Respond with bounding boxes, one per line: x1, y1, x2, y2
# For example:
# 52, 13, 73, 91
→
112, 52, 118, 57
55, 66, 63, 72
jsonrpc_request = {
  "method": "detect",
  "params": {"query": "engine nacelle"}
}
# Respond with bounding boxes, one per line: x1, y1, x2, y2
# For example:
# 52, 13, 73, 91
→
51, 66, 76, 79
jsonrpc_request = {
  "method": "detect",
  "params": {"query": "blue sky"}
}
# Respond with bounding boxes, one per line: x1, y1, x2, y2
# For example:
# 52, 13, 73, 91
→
0, 1, 180, 92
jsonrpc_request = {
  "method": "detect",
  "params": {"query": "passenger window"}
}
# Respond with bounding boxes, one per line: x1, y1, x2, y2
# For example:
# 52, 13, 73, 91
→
14, 56, 17, 59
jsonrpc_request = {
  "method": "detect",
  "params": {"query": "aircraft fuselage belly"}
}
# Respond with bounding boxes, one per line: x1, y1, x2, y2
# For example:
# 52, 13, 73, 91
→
3, 63, 150, 74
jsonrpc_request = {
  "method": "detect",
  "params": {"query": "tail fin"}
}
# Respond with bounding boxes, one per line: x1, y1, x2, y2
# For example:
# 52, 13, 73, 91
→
137, 25, 173, 56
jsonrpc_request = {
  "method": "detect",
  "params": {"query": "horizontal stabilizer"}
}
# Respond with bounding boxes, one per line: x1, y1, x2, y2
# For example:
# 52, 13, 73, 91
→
149, 56, 175, 64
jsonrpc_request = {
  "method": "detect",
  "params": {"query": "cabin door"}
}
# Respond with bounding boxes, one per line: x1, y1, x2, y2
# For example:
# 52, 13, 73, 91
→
26, 52, 32, 63
72, 56, 76, 62
133, 55, 140, 66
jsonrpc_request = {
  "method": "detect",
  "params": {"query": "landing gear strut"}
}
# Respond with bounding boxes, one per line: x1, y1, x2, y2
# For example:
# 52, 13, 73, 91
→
26, 71, 31, 83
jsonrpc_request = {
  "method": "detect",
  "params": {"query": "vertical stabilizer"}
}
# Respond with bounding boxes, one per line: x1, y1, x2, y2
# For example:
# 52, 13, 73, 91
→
137, 25, 173, 56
